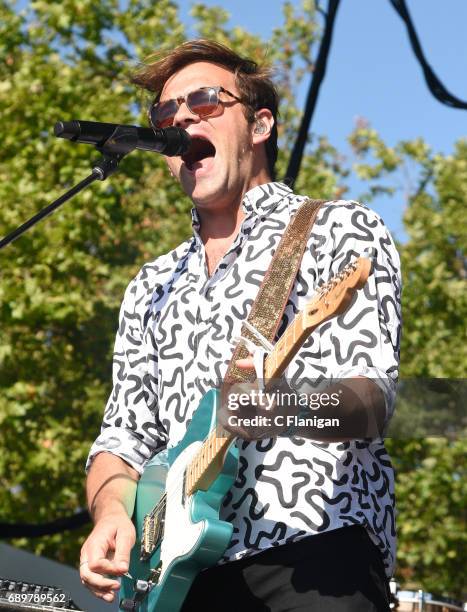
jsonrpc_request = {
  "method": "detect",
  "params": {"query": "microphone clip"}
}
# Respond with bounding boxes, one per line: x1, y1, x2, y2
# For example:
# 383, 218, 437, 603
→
93, 125, 140, 180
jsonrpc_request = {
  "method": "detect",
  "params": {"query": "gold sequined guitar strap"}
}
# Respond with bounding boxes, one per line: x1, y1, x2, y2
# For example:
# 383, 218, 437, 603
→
224, 198, 325, 385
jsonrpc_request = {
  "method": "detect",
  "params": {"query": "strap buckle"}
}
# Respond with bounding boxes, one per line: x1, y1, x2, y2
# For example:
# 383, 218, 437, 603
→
232, 320, 274, 354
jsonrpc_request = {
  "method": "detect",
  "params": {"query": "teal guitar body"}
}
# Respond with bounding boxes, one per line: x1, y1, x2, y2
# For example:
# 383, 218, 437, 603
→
120, 389, 238, 611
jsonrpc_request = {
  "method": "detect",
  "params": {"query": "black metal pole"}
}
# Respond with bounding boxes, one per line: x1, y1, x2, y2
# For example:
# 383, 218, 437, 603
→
285, 0, 341, 184
0, 172, 100, 250
0, 151, 123, 251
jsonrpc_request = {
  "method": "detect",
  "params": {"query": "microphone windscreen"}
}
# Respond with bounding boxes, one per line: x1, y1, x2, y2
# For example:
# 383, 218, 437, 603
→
163, 127, 191, 156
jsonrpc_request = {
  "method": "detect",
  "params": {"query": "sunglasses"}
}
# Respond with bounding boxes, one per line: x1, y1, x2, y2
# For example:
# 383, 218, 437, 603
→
149, 86, 243, 129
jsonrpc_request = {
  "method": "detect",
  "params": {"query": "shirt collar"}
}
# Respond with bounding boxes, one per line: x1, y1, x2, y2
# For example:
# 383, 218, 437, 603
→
190, 181, 293, 234
242, 181, 292, 216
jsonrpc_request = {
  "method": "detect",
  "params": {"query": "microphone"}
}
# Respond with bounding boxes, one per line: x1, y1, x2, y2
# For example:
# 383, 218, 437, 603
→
54, 120, 191, 156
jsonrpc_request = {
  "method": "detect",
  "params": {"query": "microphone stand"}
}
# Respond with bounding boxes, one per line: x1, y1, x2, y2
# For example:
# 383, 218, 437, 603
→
0, 126, 139, 251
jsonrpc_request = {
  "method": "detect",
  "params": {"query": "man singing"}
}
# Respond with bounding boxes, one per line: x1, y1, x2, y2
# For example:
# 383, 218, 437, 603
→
80, 39, 401, 611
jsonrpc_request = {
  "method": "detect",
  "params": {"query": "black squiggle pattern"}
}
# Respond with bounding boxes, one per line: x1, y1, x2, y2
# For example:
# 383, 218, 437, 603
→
232, 488, 270, 519
243, 518, 288, 550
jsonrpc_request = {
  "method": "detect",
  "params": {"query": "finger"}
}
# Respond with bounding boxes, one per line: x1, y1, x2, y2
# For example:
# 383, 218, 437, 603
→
223, 422, 254, 441
86, 584, 117, 603
113, 525, 136, 573
85, 528, 123, 575
88, 556, 124, 576
81, 566, 120, 592
82, 578, 119, 596
235, 357, 254, 369
96, 591, 116, 603
102, 592, 116, 603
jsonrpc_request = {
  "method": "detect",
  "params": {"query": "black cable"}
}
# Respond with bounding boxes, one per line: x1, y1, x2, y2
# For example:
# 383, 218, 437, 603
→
389, 0, 467, 109
285, 0, 341, 184
0, 510, 90, 538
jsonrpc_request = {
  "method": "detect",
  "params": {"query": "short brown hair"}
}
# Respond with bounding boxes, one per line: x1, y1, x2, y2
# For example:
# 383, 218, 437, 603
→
131, 39, 279, 179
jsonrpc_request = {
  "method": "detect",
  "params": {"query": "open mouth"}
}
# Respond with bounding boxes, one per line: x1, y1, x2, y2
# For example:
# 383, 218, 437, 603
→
182, 137, 216, 171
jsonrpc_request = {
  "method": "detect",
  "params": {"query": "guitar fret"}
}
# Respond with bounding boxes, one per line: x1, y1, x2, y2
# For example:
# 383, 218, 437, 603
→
297, 314, 303, 335
200, 450, 204, 470
211, 435, 217, 458
285, 327, 290, 353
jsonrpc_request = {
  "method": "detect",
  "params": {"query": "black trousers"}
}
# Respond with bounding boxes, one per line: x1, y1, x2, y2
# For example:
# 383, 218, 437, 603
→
181, 526, 390, 611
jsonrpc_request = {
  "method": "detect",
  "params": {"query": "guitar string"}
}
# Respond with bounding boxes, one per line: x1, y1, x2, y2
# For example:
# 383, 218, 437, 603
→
142, 432, 236, 547
146, 437, 225, 516
147, 441, 215, 517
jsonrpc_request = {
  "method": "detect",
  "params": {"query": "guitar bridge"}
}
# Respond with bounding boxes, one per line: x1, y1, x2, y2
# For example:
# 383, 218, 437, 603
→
140, 514, 155, 560
140, 502, 166, 561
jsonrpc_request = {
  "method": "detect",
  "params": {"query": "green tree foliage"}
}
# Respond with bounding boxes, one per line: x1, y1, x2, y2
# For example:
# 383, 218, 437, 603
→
350, 127, 467, 599
0, 0, 345, 564
0, 0, 465, 601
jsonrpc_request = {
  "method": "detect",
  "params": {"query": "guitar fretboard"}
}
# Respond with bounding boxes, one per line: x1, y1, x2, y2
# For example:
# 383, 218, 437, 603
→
185, 425, 232, 497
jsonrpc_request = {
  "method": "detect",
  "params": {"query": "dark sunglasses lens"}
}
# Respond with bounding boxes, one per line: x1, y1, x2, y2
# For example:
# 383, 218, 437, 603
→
187, 88, 219, 117
151, 100, 178, 128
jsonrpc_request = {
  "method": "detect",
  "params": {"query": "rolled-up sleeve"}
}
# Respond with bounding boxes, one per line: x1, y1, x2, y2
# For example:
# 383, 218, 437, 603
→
86, 274, 168, 474
296, 202, 402, 423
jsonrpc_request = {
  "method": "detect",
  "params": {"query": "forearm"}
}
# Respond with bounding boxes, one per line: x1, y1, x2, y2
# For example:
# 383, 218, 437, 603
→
291, 377, 387, 441
86, 452, 139, 523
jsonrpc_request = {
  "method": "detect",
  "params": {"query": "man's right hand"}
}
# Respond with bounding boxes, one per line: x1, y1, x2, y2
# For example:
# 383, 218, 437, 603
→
82, 452, 139, 601
79, 511, 136, 603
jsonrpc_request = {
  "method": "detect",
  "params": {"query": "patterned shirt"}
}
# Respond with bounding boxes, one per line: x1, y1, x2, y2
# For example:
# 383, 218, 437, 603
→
86, 181, 401, 576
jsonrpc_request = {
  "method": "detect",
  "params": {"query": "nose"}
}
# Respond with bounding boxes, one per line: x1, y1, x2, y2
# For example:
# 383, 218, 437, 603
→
173, 99, 201, 129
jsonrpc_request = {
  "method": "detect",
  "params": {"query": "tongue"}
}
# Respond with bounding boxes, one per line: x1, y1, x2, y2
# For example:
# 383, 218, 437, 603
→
190, 157, 213, 171
183, 137, 216, 170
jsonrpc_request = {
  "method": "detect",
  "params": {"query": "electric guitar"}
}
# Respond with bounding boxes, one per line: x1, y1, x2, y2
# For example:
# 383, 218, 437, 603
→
120, 256, 372, 611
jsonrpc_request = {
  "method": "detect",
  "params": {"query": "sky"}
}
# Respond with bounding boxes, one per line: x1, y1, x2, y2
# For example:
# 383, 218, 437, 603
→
176, 0, 467, 241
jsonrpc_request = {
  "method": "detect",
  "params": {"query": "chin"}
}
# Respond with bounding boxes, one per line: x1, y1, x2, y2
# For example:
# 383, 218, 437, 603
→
181, 172, 225, 206
189, 188, 223, 210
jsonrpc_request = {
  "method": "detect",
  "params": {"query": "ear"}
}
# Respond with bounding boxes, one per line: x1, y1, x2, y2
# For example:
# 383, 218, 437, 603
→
251, 108, 274, 145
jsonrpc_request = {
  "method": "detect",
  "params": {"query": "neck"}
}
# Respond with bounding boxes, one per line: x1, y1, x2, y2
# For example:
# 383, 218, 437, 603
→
197, 200, 245, 244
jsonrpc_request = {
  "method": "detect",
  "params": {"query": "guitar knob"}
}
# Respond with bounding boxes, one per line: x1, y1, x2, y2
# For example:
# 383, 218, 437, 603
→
119, 598, 139, 610
134, 580, 150, 594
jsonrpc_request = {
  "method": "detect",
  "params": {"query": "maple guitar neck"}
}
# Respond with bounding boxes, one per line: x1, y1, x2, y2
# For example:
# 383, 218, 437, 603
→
265, 256, 372, 380
263, 307, 319, 381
